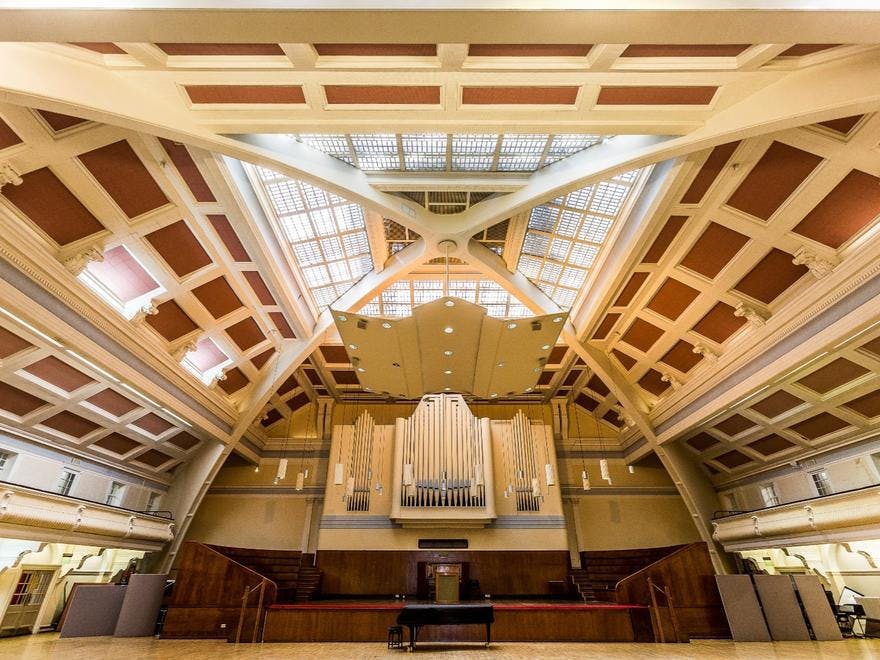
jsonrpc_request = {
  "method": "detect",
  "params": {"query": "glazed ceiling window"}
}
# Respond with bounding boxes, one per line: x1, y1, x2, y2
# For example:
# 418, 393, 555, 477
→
359, 279, 532, 319
249, 166, 374, 311
517, 169, 648, 309
180, 338, 231, 385
296, 133, 603, 172
80, 245, 165, 319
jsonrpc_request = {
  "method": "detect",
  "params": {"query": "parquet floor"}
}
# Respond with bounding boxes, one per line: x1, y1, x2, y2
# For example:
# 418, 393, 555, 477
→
1, 634, 879, 660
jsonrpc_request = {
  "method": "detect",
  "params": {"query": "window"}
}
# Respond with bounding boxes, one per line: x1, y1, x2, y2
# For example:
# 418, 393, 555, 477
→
0, 450, 14, 475
146, 492, 161, 513
56, 470, 77, 496
722, 492, 739, 511
810, 469, 833, 497
759, 483, 780, 507
106, 481, 125, 506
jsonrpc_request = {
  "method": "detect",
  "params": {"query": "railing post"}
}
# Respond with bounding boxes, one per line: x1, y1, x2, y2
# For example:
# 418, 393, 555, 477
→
252, 579, 267, 643
647, 577, 664, 643
235, 586, 249, 644
665, 584, 683, 643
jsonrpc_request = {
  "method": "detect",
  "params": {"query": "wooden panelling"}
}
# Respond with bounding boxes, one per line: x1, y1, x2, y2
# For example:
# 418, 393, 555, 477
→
462, 87, 579, 105
680, 143, 740, 205
621, 45, 749, 58
641, 216, 687, 264
79, 140, 169, 218
315, 44, 436, 57
185, 85, 305, 104
469, 44, 592, 57
316, 550, 569, 597
324, 86, 440, 105
596, 86, 717, 105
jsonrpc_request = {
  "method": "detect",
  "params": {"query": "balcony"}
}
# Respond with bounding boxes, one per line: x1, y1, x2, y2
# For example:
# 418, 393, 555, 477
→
0, 480, 174, 551
712, 485, 880, 551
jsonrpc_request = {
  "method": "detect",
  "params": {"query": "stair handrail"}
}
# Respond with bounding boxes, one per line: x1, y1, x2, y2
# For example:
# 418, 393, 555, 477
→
647, 577, 684, 643
187, 542, 279, 609
234, 578, 269, 644
613, 542, 696, 592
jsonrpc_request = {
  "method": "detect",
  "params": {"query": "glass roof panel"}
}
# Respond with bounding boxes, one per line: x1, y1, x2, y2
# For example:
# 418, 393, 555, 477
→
516, 168, 648, 310
359, 279, 532, 319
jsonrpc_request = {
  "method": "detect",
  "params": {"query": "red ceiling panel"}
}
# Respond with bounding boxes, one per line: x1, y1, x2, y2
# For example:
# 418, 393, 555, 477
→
242, 271, 276, 306
548, 346, 568, 364
145, 300, 199, 342
261, 408, 283, 427
638, 368, 670, 396
40, 410, 100, 438
726, 141, 823, 220
315, 43, 436, 56
277, 374, 300, 396
596, 86, 717, 105
641, 216, 687, 264
269, 312, 296, 339
185, 85, 305, 104
714, 413, 757, 436
818, 115, 864, 135
562, 369, 582, 387
158, 138, 216, 203
714, 449, 752, 469
219, 367, 249, 395
680, 142, 740, 205
686, 432, 719, 451
36, 110, 88, 132
749, 390, 804, 418
69, 42, 126, 54
614, 272, 650, 307
621, 317, 664, 353
646, 278, 700, 320
537, 371, 555, 386
788, 412, 850, 440
225, 317, 266, 351
208, 214, 251, 262
680, 222, 750, 280
462, 87, 579, 105
468, 44, 591, 57
79, 140, 169, 219
621, 44, 750, 57
325, 85, 440, 105
320, 345, 350, 363
0, 382, 47, 416
24, 356, 94, 392
145, 220, 212, 277
842, 389, 880, 419
250, 348, 275, 370
2, 167, 104, 245
734, 248, 808, 304
746, 434, 795, 456
692, 302, 747, 344
167, 430, 200, 450
779, 44, 840, 57
586, 374, 610, 397
0, 117, 21, 149
191, 276, 243, 319
332, 370, 360, 385
134, 448, 174, 468
861, 337, 880, 359
611, 349, 637, 370
660, 339, 703, 373
85, 389, 139, 417
132, 412, 174, 436
792, 170, 880, 248
575, 393, 598, 411
592, 313, 620, 340
0, 326, 32, 359
796, 357, 870, 394
93, 432, 141, 455
156, 43, 284, 56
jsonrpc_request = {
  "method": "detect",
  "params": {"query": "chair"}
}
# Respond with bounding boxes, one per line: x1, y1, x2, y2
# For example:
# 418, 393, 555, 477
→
387, 625, 404, 648
855, 597, 880, 638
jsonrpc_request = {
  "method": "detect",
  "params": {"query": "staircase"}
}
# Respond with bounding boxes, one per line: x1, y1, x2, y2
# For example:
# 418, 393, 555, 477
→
209, 546, 303, 603
569, 545, 683, 603
294, 553, 322, 602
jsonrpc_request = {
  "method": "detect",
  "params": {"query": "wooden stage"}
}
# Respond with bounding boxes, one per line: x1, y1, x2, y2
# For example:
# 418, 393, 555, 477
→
262, 600, 656, 643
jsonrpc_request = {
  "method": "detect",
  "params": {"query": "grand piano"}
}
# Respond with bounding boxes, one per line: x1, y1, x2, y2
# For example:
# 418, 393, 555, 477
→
396, 603, 494, 649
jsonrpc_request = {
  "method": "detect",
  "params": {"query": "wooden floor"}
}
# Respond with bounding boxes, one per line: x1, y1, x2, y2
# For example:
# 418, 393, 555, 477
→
1, 634, 879, 659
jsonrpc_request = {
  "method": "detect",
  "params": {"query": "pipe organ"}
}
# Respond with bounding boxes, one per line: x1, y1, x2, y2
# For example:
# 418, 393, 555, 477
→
345, 410, 375, 512
504, 410, 543, 513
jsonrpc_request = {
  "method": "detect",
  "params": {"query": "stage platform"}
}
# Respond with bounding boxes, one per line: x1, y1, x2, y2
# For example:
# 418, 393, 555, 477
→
263, 600, 655, 643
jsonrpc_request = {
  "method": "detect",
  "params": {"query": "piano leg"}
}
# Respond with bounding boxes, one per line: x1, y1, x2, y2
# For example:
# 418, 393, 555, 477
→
485, 622, 491, 647
407, 625, 418, 651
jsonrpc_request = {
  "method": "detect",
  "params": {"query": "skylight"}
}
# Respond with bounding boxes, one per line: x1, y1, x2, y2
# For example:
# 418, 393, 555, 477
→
80, 245, 165, 319
294, 133, 603, 172
181, 338, 231, 385
359, 279, 532, 319
250, 167, 374, 311
516, 169, 648, 310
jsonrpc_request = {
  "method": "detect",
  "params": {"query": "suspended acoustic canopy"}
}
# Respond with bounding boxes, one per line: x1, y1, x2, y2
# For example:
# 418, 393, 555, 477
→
331, 295, 566, 399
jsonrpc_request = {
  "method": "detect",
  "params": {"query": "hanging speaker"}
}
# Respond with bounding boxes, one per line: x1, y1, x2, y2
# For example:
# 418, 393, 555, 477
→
295, 472, 304, 491
276, 458, 288, 481
600, 458, 611, 484
544, 463, 555, 486
582, 470, 591, 491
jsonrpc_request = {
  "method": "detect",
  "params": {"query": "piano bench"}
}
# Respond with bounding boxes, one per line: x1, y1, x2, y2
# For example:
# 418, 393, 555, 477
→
388, 625, 404, 649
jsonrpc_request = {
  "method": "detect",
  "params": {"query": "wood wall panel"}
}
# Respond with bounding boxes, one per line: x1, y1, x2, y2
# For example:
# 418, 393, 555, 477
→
316, 550, 569, 597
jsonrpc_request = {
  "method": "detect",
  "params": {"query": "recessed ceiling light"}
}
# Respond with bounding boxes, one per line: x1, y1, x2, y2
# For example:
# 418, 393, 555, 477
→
497, 362, 505, 368
445, 300, 455, 307
533, 367, 541, 372
525, 387, 533, 392
444, 370, 452, 375
444, 327, 454, 334
443, 350, 453, 357
553, 317, 562, 323
490, 393, 498, 398
365, 387, 372, 391
357, 367, 365, 372
507, 322, 517, 330
541, 344, 551, 350
382, 322, 392, 329
348, 344, 358, 350
337, 315, 347, 322
444, 387, 451, 391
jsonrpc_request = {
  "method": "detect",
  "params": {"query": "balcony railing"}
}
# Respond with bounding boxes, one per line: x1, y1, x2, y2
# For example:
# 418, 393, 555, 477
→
0, 478, 173, 519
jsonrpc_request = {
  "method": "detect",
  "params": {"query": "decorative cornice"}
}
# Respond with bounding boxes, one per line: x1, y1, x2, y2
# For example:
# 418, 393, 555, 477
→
62, 246, 103, 277
793, 246, 838, 279
0, 162, 22, 188
692, 342, 719, 364
733, 300, 769, 328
